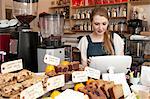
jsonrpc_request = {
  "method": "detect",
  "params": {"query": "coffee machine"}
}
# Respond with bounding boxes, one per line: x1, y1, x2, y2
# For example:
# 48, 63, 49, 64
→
128, 19, 148, 34
13, 0, 39, 72
37, 13, 65, 72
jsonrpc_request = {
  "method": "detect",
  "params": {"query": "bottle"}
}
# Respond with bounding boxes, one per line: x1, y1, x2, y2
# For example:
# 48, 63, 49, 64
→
88, 22, 91, 31
111, 8, 117, 17
107, 8, 111, 17
114, 22, 118, 31
110, 22, 114, 31
86, 10, 90, 19
81, 10, 85, 19
83, 22, 87, 31
77, 10, 81, 19
122, 7, 127, 17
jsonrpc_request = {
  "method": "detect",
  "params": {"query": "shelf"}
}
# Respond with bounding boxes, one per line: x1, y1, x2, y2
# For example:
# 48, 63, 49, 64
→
109, 17, 127, 19
96, 1, 128, 6
109, 30, 128, 33
64, 29, 74, 34
65, 19, 70, 21
64, 32, 74, 34
50, 5, 69, 9
71, 30, 92, 32
72, 5, 95, 9
71, 18, 90, 20
71, 17, 126, 20
130, 1, 150, 5
71, 2, 128, 9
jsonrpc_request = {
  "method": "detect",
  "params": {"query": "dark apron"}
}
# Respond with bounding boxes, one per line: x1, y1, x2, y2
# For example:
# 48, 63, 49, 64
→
86, 35, 108, 59
86, 34, 115, 59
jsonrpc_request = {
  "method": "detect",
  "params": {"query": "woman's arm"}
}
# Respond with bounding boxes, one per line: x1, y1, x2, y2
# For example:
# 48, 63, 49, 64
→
77, 36, 88, 67
114, 33, 125, 55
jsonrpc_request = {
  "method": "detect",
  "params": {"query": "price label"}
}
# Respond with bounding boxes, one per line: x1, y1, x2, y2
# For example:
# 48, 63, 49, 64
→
20, 82, 44, 99
1, 59, 23, 74
44, 54, 60, 66
85, 67, 100, 79
46, 75, 65, 91
55, 89, 84, 99
72, 71, 88, 83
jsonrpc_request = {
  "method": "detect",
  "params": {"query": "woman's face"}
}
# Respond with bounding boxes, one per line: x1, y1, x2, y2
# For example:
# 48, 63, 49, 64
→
92, 15, 109, 36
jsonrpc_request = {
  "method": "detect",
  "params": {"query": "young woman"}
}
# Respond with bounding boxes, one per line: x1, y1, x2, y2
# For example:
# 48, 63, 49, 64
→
78, 7, 124, 67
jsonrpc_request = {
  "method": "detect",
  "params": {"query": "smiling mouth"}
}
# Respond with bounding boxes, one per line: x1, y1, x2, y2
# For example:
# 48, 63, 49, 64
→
97, 30, 102, 33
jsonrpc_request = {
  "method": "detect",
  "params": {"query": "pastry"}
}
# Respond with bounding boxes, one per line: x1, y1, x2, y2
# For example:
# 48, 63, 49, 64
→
16, 69, 34, 82
10, 93, 20, 99
55, 64, 69, 73
87, 88, 107, 99
45, 70, 57, 77
69, 61, 80, 71
1, 83, 23, 97
21, 77, 40, 89
64, 71, 72, 82
109, 84, 124, 99
103, 81, 114, 98
0, 73, 17, 89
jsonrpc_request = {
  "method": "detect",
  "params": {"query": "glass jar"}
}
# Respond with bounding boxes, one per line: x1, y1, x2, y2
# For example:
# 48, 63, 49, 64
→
118, 21, 127, 32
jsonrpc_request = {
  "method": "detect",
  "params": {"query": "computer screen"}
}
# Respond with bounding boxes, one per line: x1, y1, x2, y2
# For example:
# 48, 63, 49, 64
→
89, 55, 132, 74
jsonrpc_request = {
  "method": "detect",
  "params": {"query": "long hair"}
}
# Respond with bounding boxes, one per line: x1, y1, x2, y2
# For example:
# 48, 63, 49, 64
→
91, 7, 115, 55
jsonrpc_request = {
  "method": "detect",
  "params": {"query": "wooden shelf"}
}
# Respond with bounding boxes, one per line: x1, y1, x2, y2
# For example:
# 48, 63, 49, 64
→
50, 5, 69, 9
71, 30, 92, 32
72, 5, 95, 9
96, 1, 128, 6
71, 18, 90, 20
64, 29, 74, 34
109, 17, 127, 19
71, 2, 128, 9
65, 19, 70, 21
71, 17, 126, 20
130, 1, 150, 5
109, 30, 128, 33
64, 32, 74, 34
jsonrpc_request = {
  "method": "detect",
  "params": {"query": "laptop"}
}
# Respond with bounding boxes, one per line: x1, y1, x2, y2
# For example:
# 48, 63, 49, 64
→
89, 55, 132, 74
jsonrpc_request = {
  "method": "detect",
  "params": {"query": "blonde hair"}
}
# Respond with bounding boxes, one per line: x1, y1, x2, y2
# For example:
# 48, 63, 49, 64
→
91, 7, 115, 55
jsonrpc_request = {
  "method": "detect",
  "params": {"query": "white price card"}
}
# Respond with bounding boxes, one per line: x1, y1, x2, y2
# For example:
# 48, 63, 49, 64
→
85, 67, 100, 79
1, 59, 23, 74
46, 75, 65, 91
20, 82, 44, 99
72, 71, 88, 83
44, 54, 60, 66
55, 89, 84, 99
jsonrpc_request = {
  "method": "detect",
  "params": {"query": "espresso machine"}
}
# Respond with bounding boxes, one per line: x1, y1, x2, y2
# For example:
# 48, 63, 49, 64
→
13, 0, 39, 72
37, 13, 65, 72
128, 19, 148, 34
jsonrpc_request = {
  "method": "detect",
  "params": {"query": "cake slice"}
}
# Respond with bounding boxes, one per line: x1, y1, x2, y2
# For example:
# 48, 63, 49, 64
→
103, 81, 114, 98
109, 84, 124, 99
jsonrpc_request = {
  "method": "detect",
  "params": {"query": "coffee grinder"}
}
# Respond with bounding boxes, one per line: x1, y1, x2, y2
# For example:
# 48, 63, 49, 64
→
37, 13, 65, 72
13, 0, 39, 72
